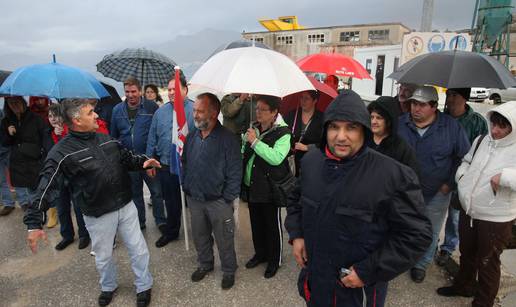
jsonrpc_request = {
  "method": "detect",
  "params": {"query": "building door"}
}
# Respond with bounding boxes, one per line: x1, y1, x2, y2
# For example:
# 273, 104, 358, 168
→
375, 55, 385, 96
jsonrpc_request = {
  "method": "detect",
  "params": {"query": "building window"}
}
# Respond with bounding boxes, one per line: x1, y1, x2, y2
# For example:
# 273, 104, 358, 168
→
308, 34, 325, 44
340, 31, 360, 42
368, 29, 390, 41
277, 35, 293, 45
251, 37, 264, 43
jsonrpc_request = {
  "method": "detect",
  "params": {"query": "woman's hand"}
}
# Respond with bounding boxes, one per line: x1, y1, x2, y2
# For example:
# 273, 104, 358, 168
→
294, 142, 308, 152
246, 128, 257, 144
54, 125, 64, 136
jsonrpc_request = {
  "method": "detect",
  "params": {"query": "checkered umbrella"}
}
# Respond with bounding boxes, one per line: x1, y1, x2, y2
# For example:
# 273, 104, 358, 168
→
96, 48, 176, 88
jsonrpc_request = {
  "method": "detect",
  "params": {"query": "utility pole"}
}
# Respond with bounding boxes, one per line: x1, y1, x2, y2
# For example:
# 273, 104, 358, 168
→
421, 0, 435, 32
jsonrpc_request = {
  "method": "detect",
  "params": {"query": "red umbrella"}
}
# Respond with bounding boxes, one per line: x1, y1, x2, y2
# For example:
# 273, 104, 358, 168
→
296, 52, 372, 79
280, 76, 338, 115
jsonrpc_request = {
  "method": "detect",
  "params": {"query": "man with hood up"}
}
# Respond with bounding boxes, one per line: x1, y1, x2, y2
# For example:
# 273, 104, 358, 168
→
437, 101, 516, 307
285, 90, 432, 307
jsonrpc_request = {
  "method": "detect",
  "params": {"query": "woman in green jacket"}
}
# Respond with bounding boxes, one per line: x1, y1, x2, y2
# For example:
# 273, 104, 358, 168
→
241, 95, 291, 279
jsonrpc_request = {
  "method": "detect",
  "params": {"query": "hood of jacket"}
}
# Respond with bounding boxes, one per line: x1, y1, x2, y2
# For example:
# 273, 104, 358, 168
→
367, 96, 400, 136
320, 89, 371, 150
486, 101, 516, 147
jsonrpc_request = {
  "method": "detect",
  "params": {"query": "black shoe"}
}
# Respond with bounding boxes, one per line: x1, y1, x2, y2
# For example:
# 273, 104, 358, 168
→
98, 288, 117, 306
435, 250, 451, 267
410, 268, 426, 283
437, 286, 475, 297
264, 264, 279, 279
245, 255, 266, 269
221, 274, 235, 290
55, 238, 74, 251
191, 267, 214, 282
78, 236, 91, 250
0, 206, 15, 216
140, 224, 146, 230
155, 235, 175, 248
136, 289, 151, 307
157, 224, 167, 235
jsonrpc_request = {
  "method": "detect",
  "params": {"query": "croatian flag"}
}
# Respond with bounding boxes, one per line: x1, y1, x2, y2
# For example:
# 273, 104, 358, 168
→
170, 67, 188, 179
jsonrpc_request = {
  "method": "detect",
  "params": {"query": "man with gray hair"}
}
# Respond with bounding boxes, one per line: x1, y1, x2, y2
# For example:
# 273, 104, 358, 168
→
182, 93, 242, 290
24, 98, 160, 307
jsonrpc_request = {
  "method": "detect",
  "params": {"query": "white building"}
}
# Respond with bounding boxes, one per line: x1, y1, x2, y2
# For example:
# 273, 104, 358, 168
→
351, 45, 402, 101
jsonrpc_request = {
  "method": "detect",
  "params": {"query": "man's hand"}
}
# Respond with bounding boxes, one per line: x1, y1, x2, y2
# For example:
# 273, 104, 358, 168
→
439, 184, 451, 195
239, 93, 249, 101
294, 142, 308, 152
341, 266, 365, 288
143, 158, 161, 169
7, 125, 16, 136
146, 168, 157, 178
292, 238, 308, 268
246, 128, 257, 144
491, 173, 501, 194
27, 229, 48, 254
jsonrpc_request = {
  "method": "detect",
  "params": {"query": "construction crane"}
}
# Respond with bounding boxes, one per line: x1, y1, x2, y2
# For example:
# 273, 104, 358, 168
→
471, 0, 514, 67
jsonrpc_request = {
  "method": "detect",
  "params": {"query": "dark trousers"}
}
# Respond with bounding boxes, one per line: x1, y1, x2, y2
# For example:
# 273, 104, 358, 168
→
157, 167, 182, 239
56, 184, 88, 240
129, 170, 165, 227
454, 209, 513, 307
248, 202, 283, 267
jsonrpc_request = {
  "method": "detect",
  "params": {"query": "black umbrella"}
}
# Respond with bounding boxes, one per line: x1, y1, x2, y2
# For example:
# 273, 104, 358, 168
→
97, 48, 176, 88
0, 70, 12, 86
207, 39, 271, 60
388, 50, 516, 89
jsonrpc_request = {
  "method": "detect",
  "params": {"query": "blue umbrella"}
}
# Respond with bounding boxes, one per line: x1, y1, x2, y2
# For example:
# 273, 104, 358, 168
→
0, 57, 110, 99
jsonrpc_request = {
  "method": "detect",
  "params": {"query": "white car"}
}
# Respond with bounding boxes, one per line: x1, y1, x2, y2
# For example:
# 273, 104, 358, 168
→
470, 87, 489, 102
489, 86, 516, 104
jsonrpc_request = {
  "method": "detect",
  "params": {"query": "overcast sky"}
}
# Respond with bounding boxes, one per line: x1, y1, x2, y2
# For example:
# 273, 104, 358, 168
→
0, 0, 477, 58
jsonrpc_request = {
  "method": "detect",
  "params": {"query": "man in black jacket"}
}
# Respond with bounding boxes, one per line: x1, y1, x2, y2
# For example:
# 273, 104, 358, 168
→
24, 99, 160, 307
285, 90, 432, 307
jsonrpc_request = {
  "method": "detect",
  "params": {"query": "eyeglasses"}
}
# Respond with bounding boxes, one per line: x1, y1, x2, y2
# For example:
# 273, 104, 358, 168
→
256, 107, 271, 113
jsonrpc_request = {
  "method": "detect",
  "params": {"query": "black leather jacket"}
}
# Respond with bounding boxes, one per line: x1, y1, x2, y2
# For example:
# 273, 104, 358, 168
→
24, 130, 148, 230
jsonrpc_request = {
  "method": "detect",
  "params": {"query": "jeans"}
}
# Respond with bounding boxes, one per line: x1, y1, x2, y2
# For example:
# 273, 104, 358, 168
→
157, 167, 182, 239
440, 205, 460, 254
0, 155, 15, 207
56, 184, 88, 240
83, 202, 153, 293
128, 170, 165, 227
414, 191, 451, 270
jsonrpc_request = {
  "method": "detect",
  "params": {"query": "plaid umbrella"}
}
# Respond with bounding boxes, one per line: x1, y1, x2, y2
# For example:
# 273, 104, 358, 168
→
96, 48, 176, 88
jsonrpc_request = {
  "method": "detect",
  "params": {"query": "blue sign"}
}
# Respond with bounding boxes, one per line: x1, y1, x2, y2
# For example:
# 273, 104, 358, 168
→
428, 35, 446, 53
449, 35, 468, 50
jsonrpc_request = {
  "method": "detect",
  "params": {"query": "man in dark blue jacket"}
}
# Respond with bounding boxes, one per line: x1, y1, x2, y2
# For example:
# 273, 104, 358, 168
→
110, 77, 164, 231
285, 90, 432, 307
182, 93, 242, 290
397, 86, 470, 283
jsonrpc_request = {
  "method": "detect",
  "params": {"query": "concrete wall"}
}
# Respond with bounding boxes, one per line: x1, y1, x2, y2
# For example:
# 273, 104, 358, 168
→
352, 45, 402, 100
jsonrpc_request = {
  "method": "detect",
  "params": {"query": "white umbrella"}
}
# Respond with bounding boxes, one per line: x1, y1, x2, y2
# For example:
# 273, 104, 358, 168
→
190, 46, 315, 97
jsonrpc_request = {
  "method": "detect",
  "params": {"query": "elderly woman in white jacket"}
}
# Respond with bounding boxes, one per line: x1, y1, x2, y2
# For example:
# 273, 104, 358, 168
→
437, 101, 516, 307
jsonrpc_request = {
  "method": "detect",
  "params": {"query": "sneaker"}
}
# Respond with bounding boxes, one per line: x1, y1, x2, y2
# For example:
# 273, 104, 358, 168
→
55, 238, 74, 251
410, 268, 426, 283
221, 274, 235, 290
264, 264, 279, 279
136, 289, 152, 307
78, 236, 91, 250
436, 286, 475, 297
245, 255, 266, 269
155, 235, 175, 248
98, 288, 117, 306
435, 250, 451, 267
0, 206, 15, 216
191, 267, 214, 282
